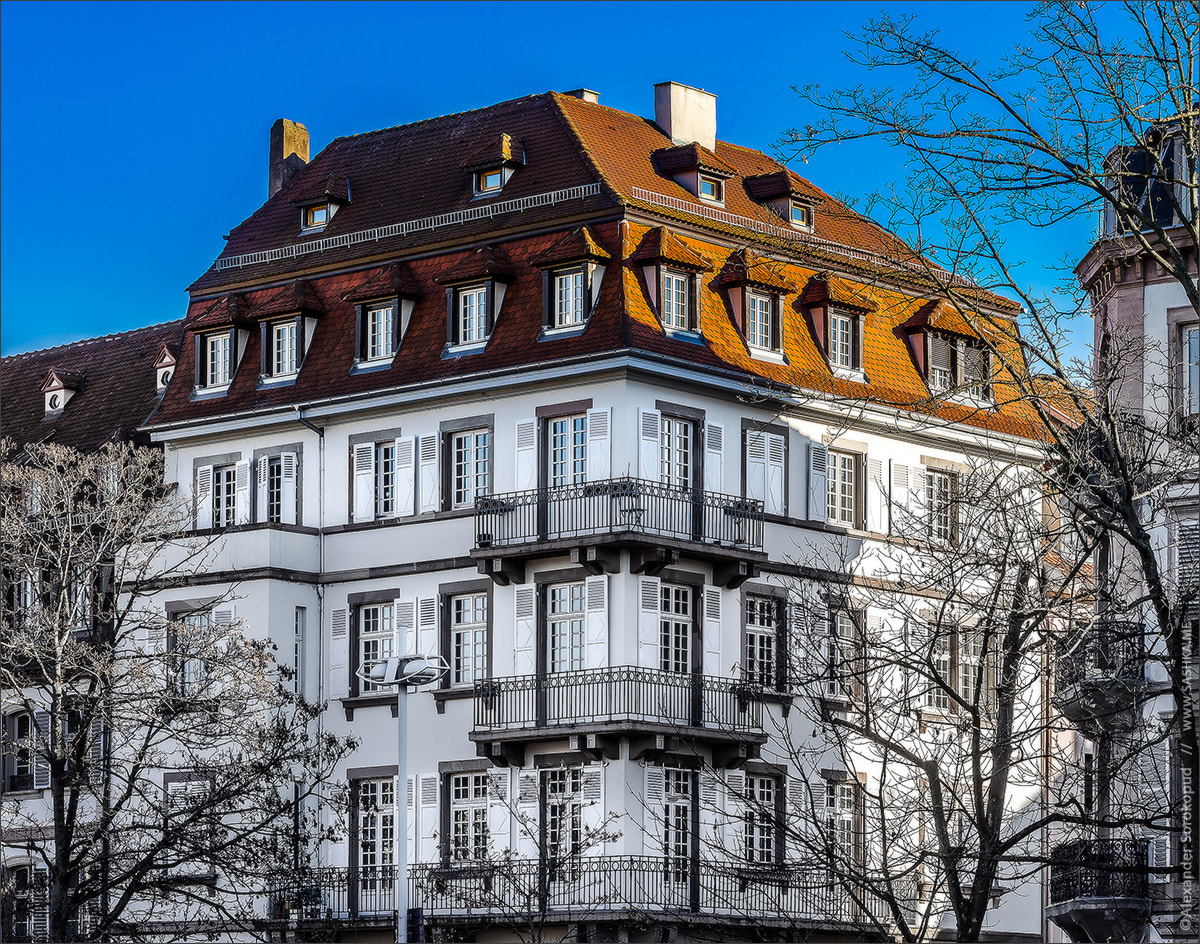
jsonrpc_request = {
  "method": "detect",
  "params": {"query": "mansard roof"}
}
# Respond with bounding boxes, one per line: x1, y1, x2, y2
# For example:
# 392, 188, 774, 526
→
1, 321, 183, 452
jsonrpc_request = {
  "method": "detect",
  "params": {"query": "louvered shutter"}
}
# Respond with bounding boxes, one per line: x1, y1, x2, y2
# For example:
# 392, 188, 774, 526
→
638, 409, 662, 482
644, 765, 666, 855
396, 437, 416, 518
704, 423, 725, 494
488, 769, 512, 855
1140, 736, 1172, 873
586, 408, 611, 481
787, 776, 807, 861
929, 334, 951, 391
638, 576, 662, 668
195, 465, 213, 529
515, 419, 538, 491
256, 456, 269, 523
89, 714, 104, 784
580, 766, 605, 856
140, 616, 166, 654
703, 586, 723, 676
280, 452, 298, 525
585, 575, 609, 669
330, 607, 349, 698
765, 432, 786, 516
234, 458, 252, 525
419, 773, 439, 862
912, 466, 929, 535
724, 770, 747, 859
30, 867, 49, 941
807, 442, 828, 522
515, 770, 540, 857
212, 603, 235, 627
352, 444, 375, 522
418, 434, 439, 514
699, 770, 722, 854
1180, 523, 1199, 624
890, 462, 910, 535
417, 596, 438, 658
746, 430, 767, 506
33, 708, 51, 790
406, 775, 416, 865
396, 600, 417, 659
867, 458, 886, 533
513, 587, 536, 676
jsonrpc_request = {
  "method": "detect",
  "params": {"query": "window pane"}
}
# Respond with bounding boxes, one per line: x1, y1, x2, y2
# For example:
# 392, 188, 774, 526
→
1186, 325, 1199, 415
368, 306, 394, 359
453, 430, 491, 507
451, 593, 488, 686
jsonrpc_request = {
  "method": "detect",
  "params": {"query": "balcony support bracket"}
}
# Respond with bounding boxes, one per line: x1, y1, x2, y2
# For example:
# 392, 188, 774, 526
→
477, 740, 525, 767
569, 733, 621, 761
712, 742, 759, 769
713, 560, 759, 590
479, 557, 526, 586
629, 734, 682, 761
571, 545, 621, 575
631, 547, 679, 576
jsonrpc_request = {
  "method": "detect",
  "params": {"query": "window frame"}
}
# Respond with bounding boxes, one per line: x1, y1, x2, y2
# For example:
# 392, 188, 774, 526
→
195, 328, 236, 391
354, 298, 401, 366
698, 175, 723, 203
553, 267, 587, 328
445, 282, 498, 350
659, 267, 699, 334
260, 316, 305, 381
449, 772, 491, 861
926, 333, 991, 400
447, 590, 490, 689
547, 581, 587, 674
789, 201, 813, 229
355, 601, 396, 695
303, 204, 329, 229
474, 168, 504, 195
826, 449, 861, 529
743, 773, 783, 866
744, 289, 780, 354
742, 591, 786, 691
168, 610, 213, 700
1180, 321, 1199, 417
211, 464, 237, 530
548, 413, 589, 488
448, 428, 492, 509
926, 469, 957, 545
826, 608, 864, 702
827, 308, 861, 373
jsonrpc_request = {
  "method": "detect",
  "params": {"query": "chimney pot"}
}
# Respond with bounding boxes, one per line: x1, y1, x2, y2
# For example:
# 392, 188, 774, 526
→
269, 118, 310, 198
653, 81, 717, 152
564, 88, 600, 104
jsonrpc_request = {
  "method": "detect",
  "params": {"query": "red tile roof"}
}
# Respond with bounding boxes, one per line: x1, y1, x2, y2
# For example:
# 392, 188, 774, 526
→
630, 226, 712, 271
653, 142, 737, 178
342, 262, 423, 303
433, 245, 516, 284
528, 226, 612, 267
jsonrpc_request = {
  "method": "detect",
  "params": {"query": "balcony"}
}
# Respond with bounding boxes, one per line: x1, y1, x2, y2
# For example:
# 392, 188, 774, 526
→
473, 478, 765, 587
262, 858, 896, 932
1054, 621, 1146, 728
1047, 838, 1150, 943
470, 666, 766, 765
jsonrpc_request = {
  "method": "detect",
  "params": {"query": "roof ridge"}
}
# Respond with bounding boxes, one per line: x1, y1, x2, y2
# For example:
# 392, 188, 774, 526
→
1, 320, 185, 363
327, 92, 551, 146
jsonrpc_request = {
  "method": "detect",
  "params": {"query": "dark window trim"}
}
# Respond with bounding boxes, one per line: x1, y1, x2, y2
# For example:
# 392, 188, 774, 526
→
445, 281, 495, 347
347, 429, 405, 524
741, 584, 788, 692
259, 314, 306, 379
657, 265, 701, 334
535, 399, 594, 420
355, 297, 401, 363
441, 419, 495, 512
541, 262, 596, 329
348, 594, 401, 698
439, 579, 493, 692
656, 401, 706, 491
741, 286, 783, 353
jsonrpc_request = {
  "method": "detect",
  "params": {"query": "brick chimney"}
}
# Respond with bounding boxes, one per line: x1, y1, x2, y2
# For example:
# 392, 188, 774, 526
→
654, 82, 716, 151
269, 118, 310, 198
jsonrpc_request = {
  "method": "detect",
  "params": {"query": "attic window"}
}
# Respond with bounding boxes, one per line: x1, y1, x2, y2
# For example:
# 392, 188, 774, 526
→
305, 205, 329, 228
928, 334, 991, 399
699, 176, 723, 202
475, 169, 504, 194
790, 201, 813, 228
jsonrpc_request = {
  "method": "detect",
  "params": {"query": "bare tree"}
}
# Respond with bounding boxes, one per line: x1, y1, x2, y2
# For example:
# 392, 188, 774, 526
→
0, 440, 355, 942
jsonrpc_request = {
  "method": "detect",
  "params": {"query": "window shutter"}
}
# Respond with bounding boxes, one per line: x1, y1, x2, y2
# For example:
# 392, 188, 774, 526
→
89, 714, 104, 784
787, 776, 807, 861
396, 599, 417, 659
515, 771, 540, 858
30, 867, 49, 941
929, 335, 951, 389
140, 616, 167, 654
689, 272, 701, 332
280, 452, 298, 525
703, 586, 723, 676
585, 408, 611, 481
699, 770, 722, 849
513, 586, 536, 676
234, 458, 252, 525
912, 466, 929, 532
33, 708, 51, 790
1180, 523, 1199, 624
515, 419, 538, 491
644, 766, 666, 855
637, 576, 662, 668
395, 437, 416, 518
890, 462, 910, 535
256, 456, 270, 523
580, 766, 605, 856
445, 288, 456, 344
765, 432, 786, 516
195, 466, 213, 529
588, 263, 605, 317
194, 333, 205, 388
771, 294, 782, 351
330, 607, 349, 697
724, 770, 747, 859
867, 458, 886, 533
638, 409, 662, 482
745, 430, 767, 505
419, 773, 439, 863
417, 596, 438, 658
352, 444, 376, 523
585, 575, 609, 669
541, 269, 552, 327
418, 434, 439, 514
807, 442, 828, 522
704, 423, 724, 493
488, 769, 512, 855
406, 775, 417, 865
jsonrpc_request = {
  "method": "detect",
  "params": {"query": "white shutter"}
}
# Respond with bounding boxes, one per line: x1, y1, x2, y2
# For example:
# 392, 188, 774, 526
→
515, 419, 538, 491
703, 586, 723, 676
704, 423, 725, 493
787, 776, 806, 861
638, 576, 662, 668
330, 607, 349, 697
1180, 523, 1199, 623
33, 708, 51, 790
234, 458, 252, 525
396, 437, 416, 518
417, 596, 438, 658
890, 462, 910, 535
585, 575, 609, 669
766, 432, 786, 516
515, 770, 540, 857
419, 773, 439, 862
256, 456, 269, 523
418, 434, 439, 514
212, 603, 235, 627
586, 408, 611, 481
699, 770, 722, 853
638, 409, 662, 481
352, 443, 376, 522
195, 465, 213, 529
644, 765, 666, 855
514, 587, 536, 676
867, 458, 886, 533
488, 768, 512, 855
396, 599, 417, 658
580, 766, 605, 856
280, 452, 298, 525
807, 442, 828, 522
89, 714, 104, 783
724, 770, 747, 859
406, 775, 416, 865
30, 867, 49, 941
141, 616, 166, 654
912, 466, 929, 532
929, 335, 951, 389
746, 430, 767, 504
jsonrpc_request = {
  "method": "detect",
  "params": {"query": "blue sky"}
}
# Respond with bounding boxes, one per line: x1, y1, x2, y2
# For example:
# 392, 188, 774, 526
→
1, 1, 1096, 356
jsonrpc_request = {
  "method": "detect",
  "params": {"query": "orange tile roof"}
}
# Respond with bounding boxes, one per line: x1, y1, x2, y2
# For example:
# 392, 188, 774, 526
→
630, 226, 712, 270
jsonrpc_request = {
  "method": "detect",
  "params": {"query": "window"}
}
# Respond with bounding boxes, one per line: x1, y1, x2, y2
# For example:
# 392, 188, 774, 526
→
744, 775, 777, 864
826, 610, 862, 700
475, 169, 503, 193
375, 442, 396, 518
170, 611, 211, 698
458, 284, 490, 344
544, 768, 583, 878
927, 470, 955, 544
549, 414, 588, 487
745, 596, 781, 689
263, 456, 283, 524
255, 452, 297, 526
790, 201, 813, 228
826, 451, 859, 528
272, 321, 298, 376
294, 606, 306, 698
746, 292, 777, 352
451, 430, 491, 508
358, 603, 395, 693
449, 773, 490, 861
661, 270, 691, 331
662, 768, 692, 882
659, 583, 692, 674
212, 464, 237, 529
658, 416, 692, 488
824, 779, 859, 864
304, 205, 328, 228
699, 176, 723, 202
4, 712, 34, 792
928, 334, 990, 399
926, 632, 952, 711
1183, 324, 1199, 416
828, 310, 858, 371
450, 593, 488, 686
364, 303, 396, 361
204, 333, 231, 387
357, 779, 396, 894
548, 582, 586, 673
555, 269, 586, 327
956, 628, 986, 707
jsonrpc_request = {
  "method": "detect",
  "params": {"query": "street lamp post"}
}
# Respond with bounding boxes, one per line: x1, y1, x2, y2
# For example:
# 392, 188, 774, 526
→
356, 654, 448, 944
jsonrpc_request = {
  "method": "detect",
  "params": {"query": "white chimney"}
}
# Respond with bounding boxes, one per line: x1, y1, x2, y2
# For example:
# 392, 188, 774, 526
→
654, 81, 717, 151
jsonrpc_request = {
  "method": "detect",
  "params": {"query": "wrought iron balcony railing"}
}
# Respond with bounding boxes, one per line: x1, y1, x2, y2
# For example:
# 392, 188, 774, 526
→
1049, 839, 1149, 904
473, 666, 763, 737
474, 477, 764, 551
264, 857, 898, 926
1054, 621, 1145, 692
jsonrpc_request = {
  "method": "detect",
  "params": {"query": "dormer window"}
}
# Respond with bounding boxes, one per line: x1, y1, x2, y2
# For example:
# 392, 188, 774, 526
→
662, 270, 694, 331
272, 320, 298, 376
829, 310, 859, 371
790, 201, 813, 228
475, 169, 504, 194
434, 245, 514, 355
928, 333, 990, 399
457, 284, 491, 344
205, 332, 232, 387
365, 303, 396, 361
746, 291, 779, 353
699, 176, 723, 203
305, 204, 329, 228
554, 269, 586, 326
41, 368, 81, 415
153, 341, 177, 393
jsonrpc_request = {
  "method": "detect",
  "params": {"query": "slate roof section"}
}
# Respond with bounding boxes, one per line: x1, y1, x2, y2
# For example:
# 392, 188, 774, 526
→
1, 321, 184, 452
